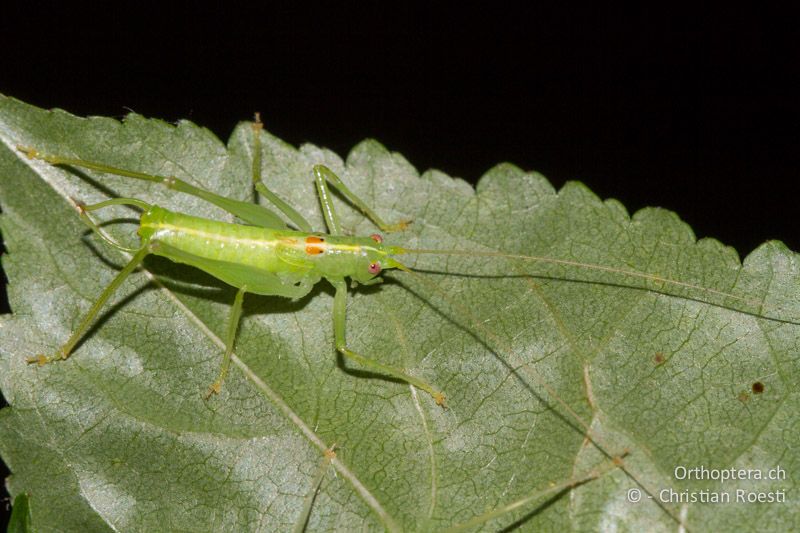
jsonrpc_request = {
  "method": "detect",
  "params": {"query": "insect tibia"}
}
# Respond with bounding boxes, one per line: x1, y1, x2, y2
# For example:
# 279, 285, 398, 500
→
81, 197, 152, 212
71, 198, 151, 253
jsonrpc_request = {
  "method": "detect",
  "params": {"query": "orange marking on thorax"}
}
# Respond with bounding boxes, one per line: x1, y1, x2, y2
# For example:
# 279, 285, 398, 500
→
305, 235, 326, 255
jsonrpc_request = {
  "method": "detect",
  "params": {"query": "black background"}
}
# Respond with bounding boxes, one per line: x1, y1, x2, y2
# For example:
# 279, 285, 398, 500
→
1, 5, 798, 528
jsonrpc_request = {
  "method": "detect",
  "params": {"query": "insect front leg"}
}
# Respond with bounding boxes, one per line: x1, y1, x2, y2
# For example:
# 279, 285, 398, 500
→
205, 285, 247, 399
330, 279, 446, 406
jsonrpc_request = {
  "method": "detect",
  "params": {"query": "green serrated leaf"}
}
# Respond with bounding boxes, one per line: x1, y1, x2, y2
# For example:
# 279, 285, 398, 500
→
0, 95, 797, 531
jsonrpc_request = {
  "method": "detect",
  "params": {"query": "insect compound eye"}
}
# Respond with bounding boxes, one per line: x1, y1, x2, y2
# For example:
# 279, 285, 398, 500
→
368, 262, 382, 275
369, 233, 384, 243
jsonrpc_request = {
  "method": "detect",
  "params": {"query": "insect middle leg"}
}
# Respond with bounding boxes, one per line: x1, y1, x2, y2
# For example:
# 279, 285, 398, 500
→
205, 285, 247, 399
28, 245, 151, 366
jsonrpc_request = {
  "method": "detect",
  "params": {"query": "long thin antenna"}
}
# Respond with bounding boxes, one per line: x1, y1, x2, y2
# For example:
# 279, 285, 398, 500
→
396, 246, 784, 321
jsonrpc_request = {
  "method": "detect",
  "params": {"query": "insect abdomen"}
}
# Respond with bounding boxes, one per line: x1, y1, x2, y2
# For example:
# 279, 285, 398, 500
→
139, 206, 287, 272
139, 206, 376, 282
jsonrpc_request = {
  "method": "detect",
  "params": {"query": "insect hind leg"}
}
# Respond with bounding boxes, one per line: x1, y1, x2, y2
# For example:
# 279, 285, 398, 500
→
17, 145, 288, 230
250, 114, 314, 232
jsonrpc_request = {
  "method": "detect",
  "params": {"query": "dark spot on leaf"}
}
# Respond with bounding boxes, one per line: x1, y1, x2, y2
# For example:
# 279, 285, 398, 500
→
752, 382, 764, 394
654, 352, 665, 365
